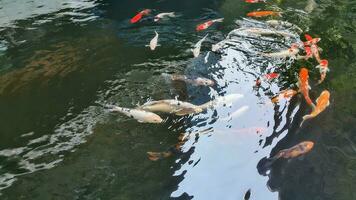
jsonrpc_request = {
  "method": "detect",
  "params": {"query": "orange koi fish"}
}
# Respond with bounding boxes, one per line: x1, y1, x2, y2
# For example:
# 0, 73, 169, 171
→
245, 0, 266, 3
316, 60, 329, 84
196, 18, 224, 31
301, 90, 330, 125
130, 9, 151, 24
247, 11, 281, 18
271, 89, 298, 103
257, 141, 314, 175
298, 68, 315, 109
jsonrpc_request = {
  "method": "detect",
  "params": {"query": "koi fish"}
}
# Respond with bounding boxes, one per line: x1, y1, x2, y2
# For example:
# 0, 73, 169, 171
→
298, 68, 315, 109
167, 74, 215, 86
305, 0, 317, 13
130, 9, 151, 24
246, 11, 281, 18
245, 0, 266, 3
316, 60, 329, 84
301, 90, 330, 125
271, 89, 297, 103
154, 12, 176, 22
257, 141, 314, 175
266, 20, 303, 33
262, 43, 299, 58
147, 31, 159, 50
192, 34, 208, 57
138, 99, 203, 116
196, 18, 224, 31
242, 28, 295, 38
107, 105, 163, 123
264, 72, 279, 80
221, 106, 249, 121
199, 93, 244, 110
147, 133, 188, 161
311, 43, 322, 63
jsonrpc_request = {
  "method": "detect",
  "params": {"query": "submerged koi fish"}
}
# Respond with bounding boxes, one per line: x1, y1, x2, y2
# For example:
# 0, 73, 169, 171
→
107, 105, 163, 123
266, 20, 303, 33
138, 99, 203, 116
130, 9, 151, 24
264, 72, 279, 80
271, 89, 298, 103
247, 11, 281, 18
192, 34, 208, 57
242, 27, 295, 38
257, 141, 314, 175
316, 60, 329, 84
298, 68, 315, 109
199, 93, 244, 110
154, 12, 176, 22
262, 43, 299, 58
196, 18, 224, 31
168, 74, 215, 86
301, 90, 330, 125
304, 34, 321, 46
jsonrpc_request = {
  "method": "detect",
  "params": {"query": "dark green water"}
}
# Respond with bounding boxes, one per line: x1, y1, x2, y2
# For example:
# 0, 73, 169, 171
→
0, 0, 355, 199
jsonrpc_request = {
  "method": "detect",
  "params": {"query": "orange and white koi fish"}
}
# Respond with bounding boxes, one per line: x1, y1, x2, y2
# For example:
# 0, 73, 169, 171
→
262, 43, 299, 58
154, 12, 176, 22
271, 89, 298, 103
245, 0, 266, 3
246, 11, 281, 18
301, 90, 330, 125
196, 18, 224, 31
130, 9, 151, 24
316, 60, 329, 84
257, 141, 314, 175
298, 68, 315, 109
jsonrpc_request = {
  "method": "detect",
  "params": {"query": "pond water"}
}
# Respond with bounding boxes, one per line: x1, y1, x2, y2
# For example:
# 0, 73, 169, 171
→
0, 0, 355, 199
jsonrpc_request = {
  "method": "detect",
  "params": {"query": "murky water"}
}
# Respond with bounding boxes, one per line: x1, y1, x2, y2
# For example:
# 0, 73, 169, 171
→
0, 0, 355, 199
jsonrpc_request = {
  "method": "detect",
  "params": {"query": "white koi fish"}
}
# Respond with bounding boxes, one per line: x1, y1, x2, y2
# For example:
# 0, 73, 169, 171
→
262, 44, 299, 58
147, 31, 159, 50
108, 105, 163, 123
154, 12, 176, 22
138, 99, 203, 116
199, 93, 244, 110
221, 106, 249, 121
266, 20, 303, 33
192, 34, 208, 57
242, 27, 295, 38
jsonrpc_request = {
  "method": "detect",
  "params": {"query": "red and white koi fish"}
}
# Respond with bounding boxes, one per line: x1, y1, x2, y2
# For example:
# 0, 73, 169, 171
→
130, 9, 151, 24
263, 72, 279, 80
316, 59, 329, 84
297, 46, 313, 60
196, 18, 224, 31
154, 12, 176, 22
303, 34, 321, 46
298, 68, 315, 109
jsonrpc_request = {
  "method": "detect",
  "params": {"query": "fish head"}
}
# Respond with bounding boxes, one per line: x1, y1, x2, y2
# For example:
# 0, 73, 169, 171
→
195, 77, 215, 86
147, 113, 163, 123
141, 9, 152, 15
320, 59, 328, 67
301, 141, 314, 152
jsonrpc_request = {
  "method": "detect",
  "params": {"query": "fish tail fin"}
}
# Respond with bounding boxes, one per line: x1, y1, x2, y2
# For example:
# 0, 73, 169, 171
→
257, 156, 278, 175
214, 18, 224, 23
277, 12, 283, 17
